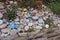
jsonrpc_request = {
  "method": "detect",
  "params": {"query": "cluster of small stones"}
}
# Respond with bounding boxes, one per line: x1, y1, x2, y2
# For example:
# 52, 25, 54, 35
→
0, 2, 60, 40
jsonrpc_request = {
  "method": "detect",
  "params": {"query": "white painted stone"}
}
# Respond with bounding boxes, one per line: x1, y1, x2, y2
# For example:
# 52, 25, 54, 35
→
45, 24, 49, 28
24, 26, 29, 31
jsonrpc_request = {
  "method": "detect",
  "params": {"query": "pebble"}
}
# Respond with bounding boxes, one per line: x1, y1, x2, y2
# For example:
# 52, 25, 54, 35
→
15, 21, 20, 24
10, 29, 17, 36
1, 29, 10, 37
45, 24, 49, 28
0, 13, 3, 18
0, 4, 57, 40
24, 26, 29, 31
0, 24, 7, 29
28, 22, 33, 27
35, 26, 42, 30
0, 20, 3, 25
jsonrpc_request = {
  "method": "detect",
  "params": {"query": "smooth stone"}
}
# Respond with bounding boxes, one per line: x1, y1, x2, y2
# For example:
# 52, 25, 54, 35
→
14, 1, 17, 4
1, 28, 10, 33
1, 33, 9, 37
45, 24, 49, 28
32, 9, 38, 13
28, 23, 33, 26
45, 11, 48, 14
30, 8, 34, 11
3, 19, 6, 23
10, 29, 17, 36
14, 18, 19, 22
38, 18, 44, 23
58, 24, 60, 27
19, 25, 24, 28
32, 16, 38, 19
1, 29, 10, 37
0, 24, 7, 29
15, 21, 20, 24
0, 32, 2, 39
0, 20, 3, 25
9, 1, 13, 4
24, 26, 29, 31
0, 2, 4, 8
35, 26, 42, 30
1, 33, 5, 37
39, 24, 44, 27
0, 13, 3, 18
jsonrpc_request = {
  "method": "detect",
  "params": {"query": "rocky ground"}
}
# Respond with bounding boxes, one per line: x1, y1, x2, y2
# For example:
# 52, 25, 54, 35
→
0, 2, 60, 40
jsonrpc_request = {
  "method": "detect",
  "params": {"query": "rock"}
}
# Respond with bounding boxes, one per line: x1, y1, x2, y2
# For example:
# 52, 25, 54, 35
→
45, 24, 49, 28
24, 26, 29, 31
28, 22, 33, 27
15, 21, 20, 25
9, 1, 13, 4
0, 20, 3, 25
0, 2, 4, 8
1, 33, 5, 37
0, 13, 3, 18
58, 24, 60, 27
3, 19, 6, 23
9, 21, 19, 29
0, 32, 2, 39
1, 29, 10, 37
1, 28, 10, 33
39, 24, 44, 27
14, 1, 17, 5
0, 24, 7, 29
10, 29, 17, 36
35, 26, 42, 30
32, 16, 38, 20
14, 17, 19, 22
32, 9, 38, 13
38, 18, 44, 24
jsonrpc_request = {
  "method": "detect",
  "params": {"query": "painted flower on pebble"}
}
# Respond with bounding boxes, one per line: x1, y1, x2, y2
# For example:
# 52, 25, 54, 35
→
9, 21, 19, 29
22, 8, 28, 15
24, 26, 29, 31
